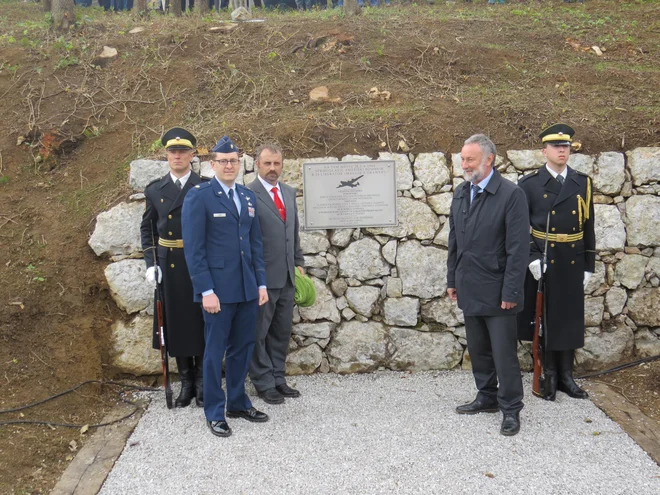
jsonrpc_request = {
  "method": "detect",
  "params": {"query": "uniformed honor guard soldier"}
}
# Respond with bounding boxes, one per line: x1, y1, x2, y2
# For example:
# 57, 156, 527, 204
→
182, 136, 269, 438
140, 128, 206, 408
517, 123, 595, 401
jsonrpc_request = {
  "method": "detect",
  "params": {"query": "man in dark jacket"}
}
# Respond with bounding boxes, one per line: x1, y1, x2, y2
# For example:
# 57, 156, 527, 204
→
140, 128, 206, 408
517, 124, 594, 401
447, 134, 529, 436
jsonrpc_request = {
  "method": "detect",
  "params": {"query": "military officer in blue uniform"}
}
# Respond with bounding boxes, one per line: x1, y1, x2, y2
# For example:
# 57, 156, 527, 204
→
517, 124, 595, 401
140, 128, 206, 408
182, 136, 269, 438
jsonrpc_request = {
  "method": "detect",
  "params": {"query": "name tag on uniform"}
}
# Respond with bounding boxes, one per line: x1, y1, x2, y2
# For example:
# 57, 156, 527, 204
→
248, 207, 255, 217
213, 213, 226, 218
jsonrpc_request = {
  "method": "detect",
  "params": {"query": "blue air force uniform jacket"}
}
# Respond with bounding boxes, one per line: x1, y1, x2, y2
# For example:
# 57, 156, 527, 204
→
181, 179, 267, 304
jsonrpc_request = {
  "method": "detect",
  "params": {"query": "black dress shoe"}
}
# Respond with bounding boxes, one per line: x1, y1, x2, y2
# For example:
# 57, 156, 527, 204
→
500, 412, 521, 436
276, 383, 301, 398
226, 407, 269, 423
207, 420, 232, 437
258, 388, 285, 404
456, 398, 499, 415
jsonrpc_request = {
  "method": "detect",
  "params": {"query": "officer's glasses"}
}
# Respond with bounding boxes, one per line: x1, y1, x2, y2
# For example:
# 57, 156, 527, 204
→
212, 159, 240, 166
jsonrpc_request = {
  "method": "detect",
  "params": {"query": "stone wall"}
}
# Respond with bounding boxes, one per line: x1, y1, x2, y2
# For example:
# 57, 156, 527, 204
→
90, 148, 660, 375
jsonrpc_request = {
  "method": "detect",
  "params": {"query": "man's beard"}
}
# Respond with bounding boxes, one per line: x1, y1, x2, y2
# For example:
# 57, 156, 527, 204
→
463, 160, 487, 184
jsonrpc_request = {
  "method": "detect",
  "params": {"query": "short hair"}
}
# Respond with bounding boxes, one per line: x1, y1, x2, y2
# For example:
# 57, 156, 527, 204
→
255, 143, 283, 162
464, 134, 497, 167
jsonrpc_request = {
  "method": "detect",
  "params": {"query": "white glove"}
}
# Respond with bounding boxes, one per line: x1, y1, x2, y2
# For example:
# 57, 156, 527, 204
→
528, 259, 546, 281
583, 271, 592, 289
145, 266, 162, 284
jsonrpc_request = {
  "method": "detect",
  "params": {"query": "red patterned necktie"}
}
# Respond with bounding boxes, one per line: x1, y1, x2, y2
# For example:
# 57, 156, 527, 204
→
271, 186, 286, 222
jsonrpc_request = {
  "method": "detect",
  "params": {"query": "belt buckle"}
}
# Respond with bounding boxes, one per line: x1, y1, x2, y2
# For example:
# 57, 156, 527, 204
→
556, 233, 568, 242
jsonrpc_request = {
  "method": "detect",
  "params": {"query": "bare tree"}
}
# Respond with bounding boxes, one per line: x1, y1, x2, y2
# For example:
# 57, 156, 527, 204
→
43, 0, 52, 12
171, 0, 183, 16
51, 0, 75, 31
343, 0, 361, 16
136, 0, 149, 13
196, 0, 210, 15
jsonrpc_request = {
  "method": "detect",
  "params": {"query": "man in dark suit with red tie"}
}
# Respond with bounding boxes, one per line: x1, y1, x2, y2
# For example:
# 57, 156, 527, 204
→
247, 144, 305, 404
182, 136, 269, 438
140, 128, 205, 409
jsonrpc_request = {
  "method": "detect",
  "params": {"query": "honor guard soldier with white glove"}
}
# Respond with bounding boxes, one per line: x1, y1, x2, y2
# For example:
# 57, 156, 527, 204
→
517, 124, 595, 401
140, 127, 206, 408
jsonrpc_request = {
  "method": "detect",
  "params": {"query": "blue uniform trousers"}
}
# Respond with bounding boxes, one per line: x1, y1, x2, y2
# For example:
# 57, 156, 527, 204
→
203, 299, 258, 421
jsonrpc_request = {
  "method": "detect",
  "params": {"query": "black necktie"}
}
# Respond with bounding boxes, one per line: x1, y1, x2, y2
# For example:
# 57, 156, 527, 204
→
175, 179, 182, 190
556, 175, 564, 186
228, 189, 239, 215
470, 184, 481, 208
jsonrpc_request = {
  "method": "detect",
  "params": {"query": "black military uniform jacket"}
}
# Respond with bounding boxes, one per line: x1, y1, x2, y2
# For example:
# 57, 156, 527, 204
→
516, 165, 596, 351
140, 171, 205, 357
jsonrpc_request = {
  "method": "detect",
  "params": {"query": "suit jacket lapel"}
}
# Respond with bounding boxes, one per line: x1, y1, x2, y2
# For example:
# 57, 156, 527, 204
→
252, 179, 285, 223
169, 172, 200, 212
211, 179, 239, 220
283, 184, 295, 226
553, 167, 579, 207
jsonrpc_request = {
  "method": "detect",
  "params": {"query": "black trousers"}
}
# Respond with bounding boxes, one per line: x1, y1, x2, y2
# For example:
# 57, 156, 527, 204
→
465, 314, 524, 414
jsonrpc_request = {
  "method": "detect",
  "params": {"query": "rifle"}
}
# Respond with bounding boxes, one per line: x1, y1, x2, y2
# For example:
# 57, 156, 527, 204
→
532, 212, 551, 398
151, 224, 173, 409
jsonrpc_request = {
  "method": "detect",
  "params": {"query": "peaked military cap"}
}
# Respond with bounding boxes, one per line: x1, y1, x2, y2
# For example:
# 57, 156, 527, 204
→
162, 127, 196, 150
212, 135, 239, 154
539, 123, 574, 146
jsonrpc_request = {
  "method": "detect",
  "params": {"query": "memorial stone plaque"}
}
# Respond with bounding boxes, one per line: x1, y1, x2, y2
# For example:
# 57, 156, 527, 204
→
303, 160, 397, 230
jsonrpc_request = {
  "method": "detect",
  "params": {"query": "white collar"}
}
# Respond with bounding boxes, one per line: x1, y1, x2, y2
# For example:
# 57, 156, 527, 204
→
170, 170, 192, 188
258, 174, 280, 193
545, 164, 567, 180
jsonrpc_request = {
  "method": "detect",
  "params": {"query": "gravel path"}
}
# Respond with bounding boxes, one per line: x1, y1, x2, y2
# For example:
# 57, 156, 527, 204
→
99, 371, 660, 495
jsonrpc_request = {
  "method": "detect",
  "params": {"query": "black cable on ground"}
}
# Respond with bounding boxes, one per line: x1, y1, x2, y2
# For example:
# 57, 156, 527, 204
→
576, 354, 660, 379
0, 380, 160, 429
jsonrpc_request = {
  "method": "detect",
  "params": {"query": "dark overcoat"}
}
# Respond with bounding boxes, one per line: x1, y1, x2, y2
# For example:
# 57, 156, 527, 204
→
447, 170, 530, 317
516, 165, 596, 351
140, 172, 205, 357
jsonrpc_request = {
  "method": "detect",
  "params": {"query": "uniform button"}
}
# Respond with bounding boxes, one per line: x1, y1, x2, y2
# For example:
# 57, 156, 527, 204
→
170, 248, 173, 252
571, 244, 575, 248
170, 264, 175, 268
241, 251, 244, 255
543, 194, 548, 198
573, 227, 576, 231
551, 227, 556, 232
160, 199, 164, 203
550, 243, 555, 248
168, 215, 172, 219
552, 210, 556, 215
571, 260, 575, 264
240, 237, 243, 240
550, 260, 555, 264
168, 231, 173, 236
572, 210, 576, 215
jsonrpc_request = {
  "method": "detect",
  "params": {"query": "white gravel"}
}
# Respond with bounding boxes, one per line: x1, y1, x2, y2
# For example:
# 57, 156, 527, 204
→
99, 371, 660, 495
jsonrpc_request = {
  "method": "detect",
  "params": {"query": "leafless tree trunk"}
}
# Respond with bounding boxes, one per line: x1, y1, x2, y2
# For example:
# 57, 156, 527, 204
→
171, 0, 183, 16
196, 0, 210, 15
43, 0, 52, 12
51, 0, 75, 31
343, 0, 361, 16
135, 0, 148, 13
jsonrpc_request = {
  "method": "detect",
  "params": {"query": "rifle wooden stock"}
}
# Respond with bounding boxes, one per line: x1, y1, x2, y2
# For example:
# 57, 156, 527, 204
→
532, 280, 544, 397
151, 221, 173, 410
155, 293, 173, 409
